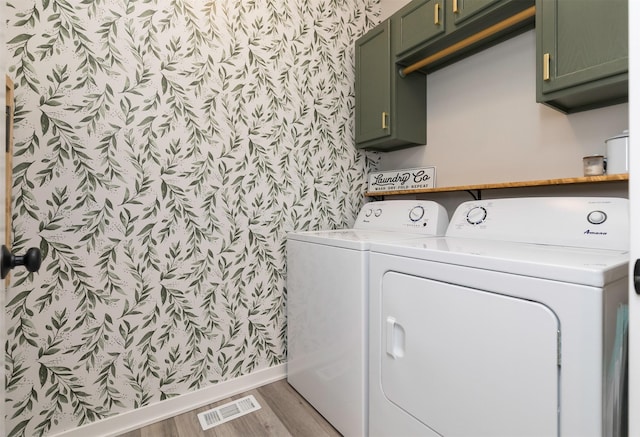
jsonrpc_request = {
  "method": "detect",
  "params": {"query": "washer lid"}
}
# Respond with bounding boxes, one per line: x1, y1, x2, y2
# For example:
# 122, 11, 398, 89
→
287, 229, 435, 251
370, 237, 629, 287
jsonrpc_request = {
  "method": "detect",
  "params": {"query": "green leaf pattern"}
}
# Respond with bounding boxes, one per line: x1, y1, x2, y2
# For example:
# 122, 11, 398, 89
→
5, 0, 381, 435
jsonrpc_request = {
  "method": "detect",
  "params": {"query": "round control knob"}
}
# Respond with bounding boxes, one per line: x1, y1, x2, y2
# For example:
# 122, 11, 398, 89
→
587, 210, 607, 225
365, 209, 372, 217
466, 206, 487, 225
409, 206, 425, 222
374, 209, 382, 217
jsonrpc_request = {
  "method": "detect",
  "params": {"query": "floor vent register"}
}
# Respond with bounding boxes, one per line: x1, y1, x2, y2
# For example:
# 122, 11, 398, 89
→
197, 395, 262, 430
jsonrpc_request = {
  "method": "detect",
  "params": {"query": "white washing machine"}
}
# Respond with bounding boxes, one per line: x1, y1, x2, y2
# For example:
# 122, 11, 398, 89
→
369, 197, 629, 437
287, 200, 449, 437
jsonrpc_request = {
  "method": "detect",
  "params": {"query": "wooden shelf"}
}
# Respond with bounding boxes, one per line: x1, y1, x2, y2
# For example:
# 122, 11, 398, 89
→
365, 174, 629, 197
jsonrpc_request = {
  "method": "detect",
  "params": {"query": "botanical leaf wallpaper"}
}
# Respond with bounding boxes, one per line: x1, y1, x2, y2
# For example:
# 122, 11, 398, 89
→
4, 0, 380, 434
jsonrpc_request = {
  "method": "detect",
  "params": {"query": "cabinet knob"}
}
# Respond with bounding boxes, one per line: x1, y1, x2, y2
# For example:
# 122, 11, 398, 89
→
434, 2, 441, 25
453, 0, 459, 14
381, 112, 389, 129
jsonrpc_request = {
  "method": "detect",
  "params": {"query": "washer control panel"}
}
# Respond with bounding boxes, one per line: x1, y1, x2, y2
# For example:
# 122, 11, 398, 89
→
447, 197, 628, 251
364, 208, 383, 218
355, 200, 449, 236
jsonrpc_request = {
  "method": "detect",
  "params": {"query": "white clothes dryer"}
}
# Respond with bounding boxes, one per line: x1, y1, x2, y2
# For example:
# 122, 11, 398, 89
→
287, 200, 449, 437
369, 197, 629, 437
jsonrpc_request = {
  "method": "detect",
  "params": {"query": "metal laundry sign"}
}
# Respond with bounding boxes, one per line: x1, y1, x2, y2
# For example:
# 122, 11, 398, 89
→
368, 166, 436, 192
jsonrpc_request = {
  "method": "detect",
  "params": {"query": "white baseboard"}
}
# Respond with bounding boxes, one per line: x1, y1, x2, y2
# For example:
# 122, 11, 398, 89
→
51, 364, 287, 437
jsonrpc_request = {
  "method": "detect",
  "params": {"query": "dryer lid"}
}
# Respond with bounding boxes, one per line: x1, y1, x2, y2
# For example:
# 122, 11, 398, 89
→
370, 237, 628, 287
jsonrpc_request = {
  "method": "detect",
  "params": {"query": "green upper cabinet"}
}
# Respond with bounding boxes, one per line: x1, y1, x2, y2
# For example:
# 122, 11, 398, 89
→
355, 23, 392, 146
354, 0, 539, 151
355, 20, 427, 151
394, 0, 535, 70
536, 0, 628, 113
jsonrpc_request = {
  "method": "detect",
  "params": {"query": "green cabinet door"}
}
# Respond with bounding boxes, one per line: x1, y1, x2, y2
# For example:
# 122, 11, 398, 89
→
355, 20, 427, 151
536, 0, 628, 112
355, 22, 391, 145
394, 0, 446, 57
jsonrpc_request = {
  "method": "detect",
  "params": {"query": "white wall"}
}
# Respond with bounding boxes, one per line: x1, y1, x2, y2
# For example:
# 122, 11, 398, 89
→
377, 30, 629, 188
380, 0, 411, 20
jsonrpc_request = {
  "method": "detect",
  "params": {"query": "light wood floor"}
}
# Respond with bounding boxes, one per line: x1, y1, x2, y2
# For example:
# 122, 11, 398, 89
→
118, 379, 342, 437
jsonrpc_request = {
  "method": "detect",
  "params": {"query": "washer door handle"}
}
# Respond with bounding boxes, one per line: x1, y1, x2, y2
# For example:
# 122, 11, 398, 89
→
635, 259, 640, 295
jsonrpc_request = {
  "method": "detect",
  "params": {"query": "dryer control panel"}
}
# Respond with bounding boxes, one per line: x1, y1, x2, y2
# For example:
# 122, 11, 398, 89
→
447, 197, 629, 251
355, 200, 449, 236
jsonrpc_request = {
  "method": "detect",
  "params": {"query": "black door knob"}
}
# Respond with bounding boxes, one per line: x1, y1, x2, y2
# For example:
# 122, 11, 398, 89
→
1, 245, 42, 279
635, 259, 640, 295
